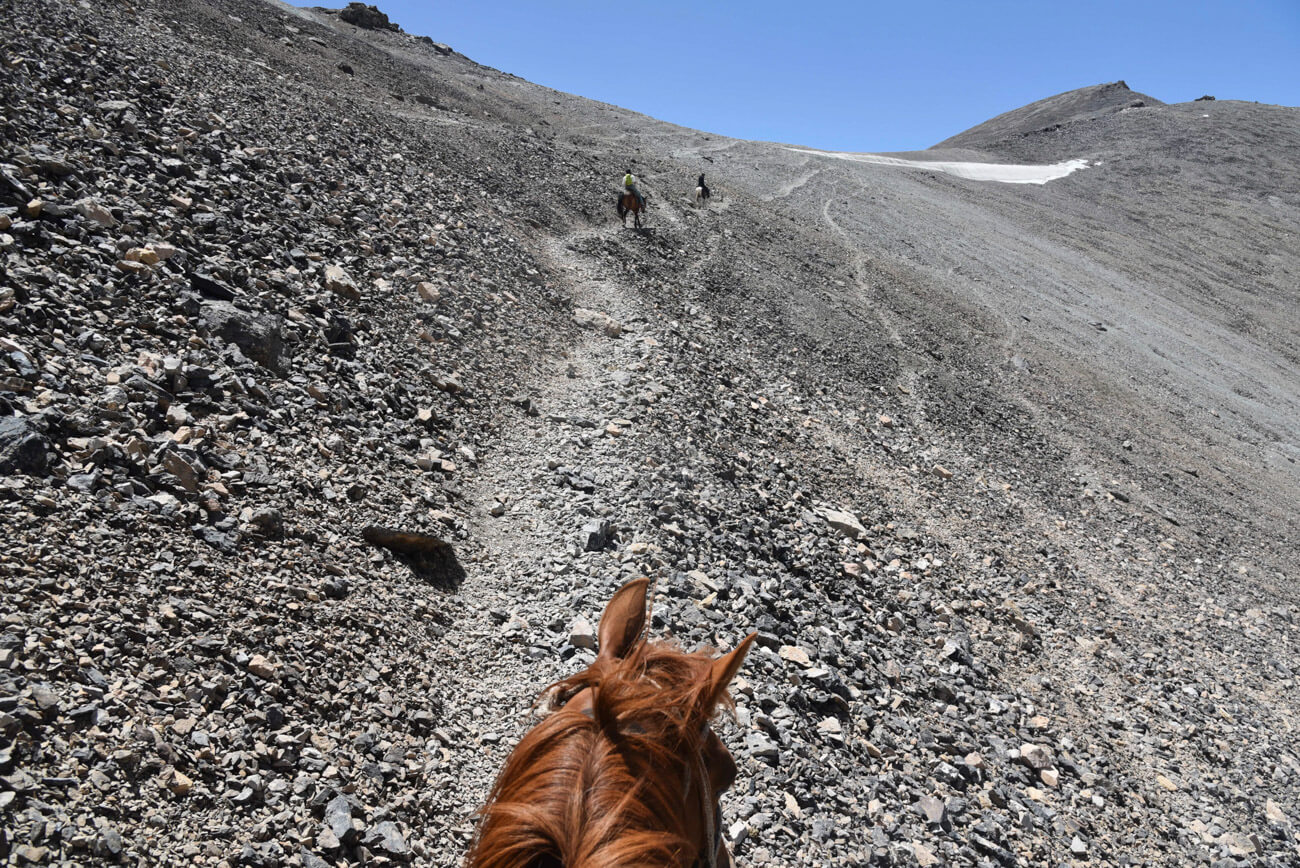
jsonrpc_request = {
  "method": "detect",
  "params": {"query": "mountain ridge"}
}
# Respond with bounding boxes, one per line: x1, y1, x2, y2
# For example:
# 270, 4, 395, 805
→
934, 80, 1166, 152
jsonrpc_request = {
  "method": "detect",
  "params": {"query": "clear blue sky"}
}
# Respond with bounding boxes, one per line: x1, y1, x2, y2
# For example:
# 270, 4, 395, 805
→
304, 0, 1299, 152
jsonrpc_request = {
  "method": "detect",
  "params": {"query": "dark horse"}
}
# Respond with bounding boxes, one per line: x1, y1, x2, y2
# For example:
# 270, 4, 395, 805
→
695, 174, 710, 207
467, 578, 756, 868
616, 191, 645, 228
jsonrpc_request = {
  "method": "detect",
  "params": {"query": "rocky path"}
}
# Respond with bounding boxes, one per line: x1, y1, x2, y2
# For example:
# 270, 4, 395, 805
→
421, 220, 682, 860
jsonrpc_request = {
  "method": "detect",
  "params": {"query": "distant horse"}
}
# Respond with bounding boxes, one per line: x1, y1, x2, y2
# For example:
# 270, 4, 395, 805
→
695, 174, 711, 207
616, 191, 645, 228
466, 578, 756, 868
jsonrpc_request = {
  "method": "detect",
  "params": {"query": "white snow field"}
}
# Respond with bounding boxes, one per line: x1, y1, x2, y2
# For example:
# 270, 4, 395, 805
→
786, 147, 1088, 184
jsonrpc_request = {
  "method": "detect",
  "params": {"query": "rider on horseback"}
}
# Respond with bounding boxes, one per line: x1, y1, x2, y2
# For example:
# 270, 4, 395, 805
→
623, 169, 645, 209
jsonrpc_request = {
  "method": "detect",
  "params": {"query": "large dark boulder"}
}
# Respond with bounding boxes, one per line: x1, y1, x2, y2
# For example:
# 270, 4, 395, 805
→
199, 301, 285, 373
339, 3, 400, 32
0, 415, 52, 475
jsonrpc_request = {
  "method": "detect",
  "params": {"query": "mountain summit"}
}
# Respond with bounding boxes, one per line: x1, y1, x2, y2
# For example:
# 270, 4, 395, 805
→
935, 80, 1166, 150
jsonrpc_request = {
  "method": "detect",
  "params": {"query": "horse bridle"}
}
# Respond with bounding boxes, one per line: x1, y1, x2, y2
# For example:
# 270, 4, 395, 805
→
685, 725, 724, 868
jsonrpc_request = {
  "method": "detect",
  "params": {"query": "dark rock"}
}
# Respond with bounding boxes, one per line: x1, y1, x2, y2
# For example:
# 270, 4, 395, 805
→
193, 525, 238, 554
200, 301, 285, 373
582, 519, 614, 551
189, 272, 238, 301
339, 3, 400, 32
248, 507, 283, 536
0, 415, 52, 475
324, 794, 357, 845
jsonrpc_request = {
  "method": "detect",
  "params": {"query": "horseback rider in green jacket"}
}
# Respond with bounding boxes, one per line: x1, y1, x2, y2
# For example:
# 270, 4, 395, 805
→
623, 170, 644, 208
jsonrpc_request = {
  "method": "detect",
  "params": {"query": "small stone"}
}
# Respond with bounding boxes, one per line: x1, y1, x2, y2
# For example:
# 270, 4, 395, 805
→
434, 372, 464, 394
76, 198, 116, 226
1156, 773, 1179, 791
1018, 743, 1054, 770
162, 451, 201, 492
573, 307, 622, 337
1040, 768, 1059, 787
0, 416, 52, 475
324, 264, 360, 301
916, 794, 945, 825
1265, 798, 1288, 825
95, 827, 125, 858
416, 281, 440, 302
248, 654, 278, 679
124, 246, 161, 265
746, 732, 779, 760
1070, 836, 1088, 856
912, 842, 939, 867
778, 645, 812, 667
167, 769, 193, 795
570, 617, 597, 650
820, 508, 866, 539
932, 464, 953, 479
13, 845, 49, 864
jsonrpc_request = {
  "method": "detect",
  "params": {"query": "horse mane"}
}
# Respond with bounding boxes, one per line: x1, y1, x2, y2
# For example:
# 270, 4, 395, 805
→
466, 637, 731, 868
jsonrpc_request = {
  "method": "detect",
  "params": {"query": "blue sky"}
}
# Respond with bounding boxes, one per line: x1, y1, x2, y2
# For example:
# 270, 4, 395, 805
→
304, 1, 1300, 152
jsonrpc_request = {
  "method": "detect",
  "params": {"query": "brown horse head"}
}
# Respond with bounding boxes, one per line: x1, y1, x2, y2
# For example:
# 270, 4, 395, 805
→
467, 578, 756, 868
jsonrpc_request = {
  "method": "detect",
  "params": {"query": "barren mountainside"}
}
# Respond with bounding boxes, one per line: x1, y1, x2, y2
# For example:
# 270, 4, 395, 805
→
934, 81, 1166, 152
0, 1, 1297, 867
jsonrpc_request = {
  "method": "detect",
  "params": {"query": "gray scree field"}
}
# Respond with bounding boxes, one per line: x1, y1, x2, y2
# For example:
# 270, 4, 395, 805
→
0, 1, 1296, 866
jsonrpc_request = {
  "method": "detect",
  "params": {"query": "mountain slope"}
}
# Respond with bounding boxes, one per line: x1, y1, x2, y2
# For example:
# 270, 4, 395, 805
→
1, 2, 1297, 867
934, 80, 1166, 151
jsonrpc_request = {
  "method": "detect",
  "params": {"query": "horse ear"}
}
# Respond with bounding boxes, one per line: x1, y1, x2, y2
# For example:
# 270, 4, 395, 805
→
701, 632, 757, 712
597, 578, 650, 660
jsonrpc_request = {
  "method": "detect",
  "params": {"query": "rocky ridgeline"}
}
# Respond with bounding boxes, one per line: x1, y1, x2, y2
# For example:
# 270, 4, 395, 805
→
2, 1, 1297, 867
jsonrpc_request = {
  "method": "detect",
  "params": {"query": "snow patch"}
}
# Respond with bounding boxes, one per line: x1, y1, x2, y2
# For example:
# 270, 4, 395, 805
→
786, 147, 1088, 185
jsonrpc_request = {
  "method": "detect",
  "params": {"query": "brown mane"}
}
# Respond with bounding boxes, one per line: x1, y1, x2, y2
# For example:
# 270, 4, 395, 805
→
466, 637, 731, 868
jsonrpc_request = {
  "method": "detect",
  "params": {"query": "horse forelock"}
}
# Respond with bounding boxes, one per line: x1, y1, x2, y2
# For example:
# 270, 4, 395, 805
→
467, 638, 727, 868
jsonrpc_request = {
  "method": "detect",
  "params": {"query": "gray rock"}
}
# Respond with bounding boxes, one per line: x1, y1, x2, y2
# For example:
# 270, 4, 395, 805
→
324, 794, 357, 845
362, 821, 410, 858
200, 301, 284, 373
820, 508, 866, 539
